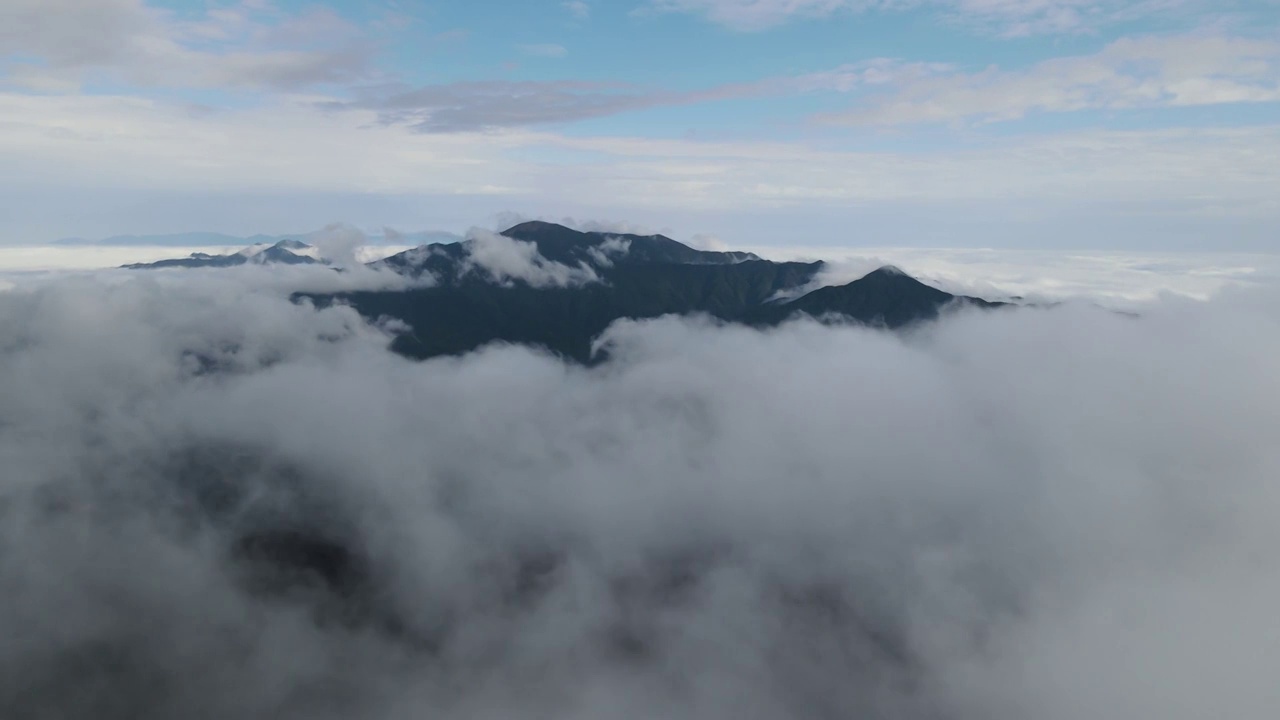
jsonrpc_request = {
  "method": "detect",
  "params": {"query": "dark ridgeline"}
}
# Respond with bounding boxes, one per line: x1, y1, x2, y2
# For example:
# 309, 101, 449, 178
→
315, 221, 1004, 363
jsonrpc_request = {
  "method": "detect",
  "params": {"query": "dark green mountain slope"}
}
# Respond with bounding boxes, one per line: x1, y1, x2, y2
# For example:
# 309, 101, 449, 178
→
331, 258, 821, 362
499, 221, 759, 266
372, 221, 759, 283
309, 222, 1003, 363
747, 266, 1003, 328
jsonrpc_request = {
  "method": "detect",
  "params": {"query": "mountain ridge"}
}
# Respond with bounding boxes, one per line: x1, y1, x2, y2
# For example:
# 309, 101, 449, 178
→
122, 221, 1006, 361
309, 221, 1006, 363
122, 239, 321, 269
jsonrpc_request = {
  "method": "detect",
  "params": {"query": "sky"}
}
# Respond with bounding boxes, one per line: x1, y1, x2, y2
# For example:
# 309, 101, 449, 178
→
1, 0, 1279, 249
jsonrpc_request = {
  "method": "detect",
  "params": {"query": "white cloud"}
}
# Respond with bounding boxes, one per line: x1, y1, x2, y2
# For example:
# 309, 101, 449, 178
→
0, 0, 370, 91
306, 222, 370, 269
1, 91, 1278, 246
462, 228, 600, 287
822, 33, 1280, 126
742, 245, 1280, 304
2, 268, 1280, 717
6, 242, 1273, 310
586, 236, 633, 267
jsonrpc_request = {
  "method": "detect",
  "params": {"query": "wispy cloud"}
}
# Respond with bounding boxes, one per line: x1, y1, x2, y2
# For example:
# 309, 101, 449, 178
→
337, 80, 659, 132
819, 33, 1280, 126
5, 89, 1278, 233
341, 37, 1278, 134
332, 61, 954, 133
563, 0, 591, 19
644, 0, 1228, 35
518, 43, 569, 58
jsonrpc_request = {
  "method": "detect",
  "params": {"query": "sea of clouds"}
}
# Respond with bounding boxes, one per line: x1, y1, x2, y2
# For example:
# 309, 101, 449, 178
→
0, 249, 1278, 718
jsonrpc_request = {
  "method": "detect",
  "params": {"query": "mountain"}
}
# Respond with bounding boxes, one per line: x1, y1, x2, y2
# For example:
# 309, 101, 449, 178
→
123, 239, 321, 269
496, 221, 760, 266
373, 221, 759, 283
309, 222, 1004, 363
746, 266, 1005, 327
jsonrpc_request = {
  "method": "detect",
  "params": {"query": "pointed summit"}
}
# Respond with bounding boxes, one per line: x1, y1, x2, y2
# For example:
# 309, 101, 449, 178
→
748, 265, 1001, 328
272, 238, 311, 251
863, 264, 907, 278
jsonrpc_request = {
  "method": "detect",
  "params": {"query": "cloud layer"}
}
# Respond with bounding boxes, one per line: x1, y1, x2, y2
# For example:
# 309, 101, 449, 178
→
1, 267, 1278, 718
2, 3, 1277, 249
4, 87, 1276, 248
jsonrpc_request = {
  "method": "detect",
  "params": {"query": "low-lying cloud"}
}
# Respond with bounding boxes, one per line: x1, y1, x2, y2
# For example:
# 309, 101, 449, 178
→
743, 244, 1280, 305
462, 228, 601, 287
1, 267, 1278, 719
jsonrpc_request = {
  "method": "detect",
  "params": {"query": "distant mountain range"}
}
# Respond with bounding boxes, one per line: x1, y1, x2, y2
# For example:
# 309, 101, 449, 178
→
63, 229, 463, 247
122, 239, 321, 269
308, 221, 1007, 363
124, 220, 1006, 362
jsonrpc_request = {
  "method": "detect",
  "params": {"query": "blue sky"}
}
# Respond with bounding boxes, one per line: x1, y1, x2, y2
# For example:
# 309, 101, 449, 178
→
1, 0, 1278, 249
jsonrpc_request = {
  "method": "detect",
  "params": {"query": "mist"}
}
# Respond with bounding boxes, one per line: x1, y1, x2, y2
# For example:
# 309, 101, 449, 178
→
1, 266, 1278, 719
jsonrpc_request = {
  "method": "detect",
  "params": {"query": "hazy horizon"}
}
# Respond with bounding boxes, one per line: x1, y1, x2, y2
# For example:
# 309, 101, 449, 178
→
2, 0, 1278, 249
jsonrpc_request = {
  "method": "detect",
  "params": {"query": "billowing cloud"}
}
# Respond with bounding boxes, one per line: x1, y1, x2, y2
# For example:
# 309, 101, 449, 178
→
307, 223, 370, 269
462, 228, 600, 287
1, 267, 1279, 718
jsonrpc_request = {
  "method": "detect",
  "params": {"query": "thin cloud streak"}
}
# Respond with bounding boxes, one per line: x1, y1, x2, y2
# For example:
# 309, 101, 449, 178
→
820, 33, 1280, 126
644, 0, 1235, 35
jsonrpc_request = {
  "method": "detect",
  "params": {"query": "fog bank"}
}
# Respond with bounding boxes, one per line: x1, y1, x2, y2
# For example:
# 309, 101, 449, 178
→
0, 270, 1278, 719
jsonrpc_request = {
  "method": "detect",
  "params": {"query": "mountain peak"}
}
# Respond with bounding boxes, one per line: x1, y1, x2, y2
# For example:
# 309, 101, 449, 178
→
865, 264, 907, 278
501, 220, 580, 238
